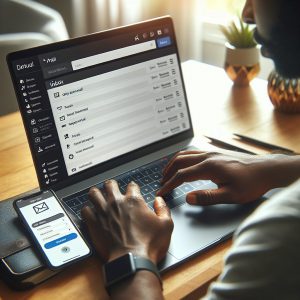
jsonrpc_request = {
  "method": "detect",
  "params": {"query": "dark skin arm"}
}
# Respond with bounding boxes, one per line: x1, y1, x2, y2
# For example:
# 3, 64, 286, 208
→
81, 180, 173, 300
81, 151, 300, 299
157, 150, 300, 205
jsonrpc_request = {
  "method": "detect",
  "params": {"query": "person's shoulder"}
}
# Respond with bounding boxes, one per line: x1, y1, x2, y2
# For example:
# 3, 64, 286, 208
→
203, 180, 300, 300
229, 178, 300, 262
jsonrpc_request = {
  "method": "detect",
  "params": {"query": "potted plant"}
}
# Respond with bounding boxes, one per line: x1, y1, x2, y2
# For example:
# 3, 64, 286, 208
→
220, 16, 260, 86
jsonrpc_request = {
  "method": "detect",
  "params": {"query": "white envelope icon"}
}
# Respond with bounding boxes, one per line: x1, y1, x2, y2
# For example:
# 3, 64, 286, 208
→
33, 202, 49, 214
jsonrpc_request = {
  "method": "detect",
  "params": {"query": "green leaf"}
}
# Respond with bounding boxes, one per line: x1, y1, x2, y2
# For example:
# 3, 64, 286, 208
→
220, 15, 257, 48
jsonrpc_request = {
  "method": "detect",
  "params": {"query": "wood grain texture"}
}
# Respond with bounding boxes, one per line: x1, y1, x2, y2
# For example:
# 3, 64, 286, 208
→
1, 61, 299, 299
183, 62, 300, 153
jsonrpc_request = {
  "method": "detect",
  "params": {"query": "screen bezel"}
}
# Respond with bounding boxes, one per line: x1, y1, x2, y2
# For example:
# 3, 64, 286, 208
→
13, 190, 91, 269
7, 16, 194, 191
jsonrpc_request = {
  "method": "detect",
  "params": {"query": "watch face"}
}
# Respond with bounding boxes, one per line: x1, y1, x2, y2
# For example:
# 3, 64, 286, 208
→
104, 253, 136, 285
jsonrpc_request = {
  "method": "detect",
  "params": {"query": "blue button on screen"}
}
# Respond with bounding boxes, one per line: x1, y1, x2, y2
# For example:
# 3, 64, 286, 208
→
44, 233, 77, 249
157, 36, 171, 48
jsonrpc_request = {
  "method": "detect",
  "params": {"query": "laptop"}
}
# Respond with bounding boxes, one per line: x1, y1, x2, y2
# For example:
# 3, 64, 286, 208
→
6, 16, 261, 272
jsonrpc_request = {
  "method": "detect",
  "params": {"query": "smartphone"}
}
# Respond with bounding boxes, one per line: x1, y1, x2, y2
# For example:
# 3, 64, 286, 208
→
14, 190, 91, 269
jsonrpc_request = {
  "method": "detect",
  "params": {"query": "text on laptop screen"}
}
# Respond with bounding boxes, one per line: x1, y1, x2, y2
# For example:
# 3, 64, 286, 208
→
9, 19, 191, 187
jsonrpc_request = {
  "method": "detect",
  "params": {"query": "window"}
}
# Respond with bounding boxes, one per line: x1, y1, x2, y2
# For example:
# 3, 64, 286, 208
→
201, 0, 274, 80
204, 0, 245, 22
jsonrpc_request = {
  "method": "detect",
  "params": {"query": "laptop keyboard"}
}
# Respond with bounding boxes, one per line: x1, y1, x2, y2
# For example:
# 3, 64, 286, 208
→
62, 153, 212, 220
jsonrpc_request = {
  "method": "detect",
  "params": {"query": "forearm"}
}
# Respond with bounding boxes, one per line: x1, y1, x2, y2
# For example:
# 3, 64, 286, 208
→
82, 181, 172, 300
263, 154, 300, 189
110, 271, 163, 300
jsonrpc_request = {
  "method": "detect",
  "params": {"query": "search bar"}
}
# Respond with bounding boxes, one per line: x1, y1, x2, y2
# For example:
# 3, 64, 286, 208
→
71, 40, 157, 71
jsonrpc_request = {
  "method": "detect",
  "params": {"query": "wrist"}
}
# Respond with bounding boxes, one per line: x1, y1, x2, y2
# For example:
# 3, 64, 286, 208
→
108, 247, 158, 265
107, 269, 163, 299
262, 154, 300, 189
104, 252, 162, 294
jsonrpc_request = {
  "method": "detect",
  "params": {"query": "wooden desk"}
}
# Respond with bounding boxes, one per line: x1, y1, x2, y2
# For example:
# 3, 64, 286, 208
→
1, 61, 300, 300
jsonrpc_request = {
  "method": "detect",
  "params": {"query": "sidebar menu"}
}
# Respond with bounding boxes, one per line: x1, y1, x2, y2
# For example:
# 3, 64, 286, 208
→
11, 57, 67, 187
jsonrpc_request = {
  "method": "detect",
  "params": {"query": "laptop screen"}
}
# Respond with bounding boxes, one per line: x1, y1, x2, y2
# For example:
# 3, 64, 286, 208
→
7, 17, 192, 189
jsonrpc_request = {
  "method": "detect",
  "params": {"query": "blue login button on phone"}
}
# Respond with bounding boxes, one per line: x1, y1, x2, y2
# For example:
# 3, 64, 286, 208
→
44, 233, 77, 249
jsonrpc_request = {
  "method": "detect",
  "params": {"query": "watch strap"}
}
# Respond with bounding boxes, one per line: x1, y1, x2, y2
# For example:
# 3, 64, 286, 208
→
134, 255, 162, 286
104, 253, 162, 292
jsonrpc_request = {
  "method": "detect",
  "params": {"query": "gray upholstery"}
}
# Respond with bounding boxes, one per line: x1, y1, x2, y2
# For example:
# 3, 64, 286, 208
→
0, 0, 68, 116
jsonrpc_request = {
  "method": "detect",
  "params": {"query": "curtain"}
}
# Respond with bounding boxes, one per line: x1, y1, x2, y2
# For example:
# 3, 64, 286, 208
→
84, 0, 204, 61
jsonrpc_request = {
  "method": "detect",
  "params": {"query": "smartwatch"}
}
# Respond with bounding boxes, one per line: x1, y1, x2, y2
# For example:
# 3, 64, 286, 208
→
103, 252, 162, 290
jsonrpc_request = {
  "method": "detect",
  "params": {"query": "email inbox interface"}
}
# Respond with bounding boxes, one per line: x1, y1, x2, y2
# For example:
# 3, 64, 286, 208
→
20, 196, 89, 267
11, 21, 188, 186
48, 54, 190, 175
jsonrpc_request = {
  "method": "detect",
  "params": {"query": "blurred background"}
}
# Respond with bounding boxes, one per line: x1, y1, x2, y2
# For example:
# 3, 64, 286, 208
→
0, 0, 274, 115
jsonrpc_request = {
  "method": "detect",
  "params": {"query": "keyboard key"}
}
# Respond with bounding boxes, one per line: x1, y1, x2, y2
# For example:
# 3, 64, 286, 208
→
141, 185, 154, 195
180, 183, 194, 193
148, 191, 156, 199
150, 173, 162, 181
120, 185, 126, 194
149, 181, 161, 191
116, 178, 126, 187
147, 200, 155, 210
76, 189, 89, 197
190, 180, 216, 190
150, 166, 160, 173
122, 176, 135, 184
74, 201, 94, 218
134, 178, 145, 188
72, 203, 86, 215
143, 194, 153, 203
81, 200, 94, 209
190, 180, 206, 189
202, 180, 214, 185
96, 182, 104, 190
78, 195, 88, 204
166, 195, 186, 209
111, 178, 123, 186
171, 188, 184, 198
65, 198, 80, 208
164, 193, 174, 202
140, 176, 153, 185
141, 169, 153, 176
131, 173, 144, 180
128, 169, 137, 175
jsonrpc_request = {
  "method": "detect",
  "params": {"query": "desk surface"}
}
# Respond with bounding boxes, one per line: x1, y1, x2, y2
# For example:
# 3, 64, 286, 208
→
1, 61, 300, 300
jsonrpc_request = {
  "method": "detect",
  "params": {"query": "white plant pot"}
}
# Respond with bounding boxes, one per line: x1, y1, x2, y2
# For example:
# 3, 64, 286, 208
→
224, 42, 260, 86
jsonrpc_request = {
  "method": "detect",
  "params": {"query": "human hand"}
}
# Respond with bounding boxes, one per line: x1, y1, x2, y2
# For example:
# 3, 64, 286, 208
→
81, 180, 173, 264
157, 150, 292, 206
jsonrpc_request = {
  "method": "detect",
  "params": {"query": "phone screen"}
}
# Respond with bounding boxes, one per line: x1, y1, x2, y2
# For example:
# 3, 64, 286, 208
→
15, 190, 91, 269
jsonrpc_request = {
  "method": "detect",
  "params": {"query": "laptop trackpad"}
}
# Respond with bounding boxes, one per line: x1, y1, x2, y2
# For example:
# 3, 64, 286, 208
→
168, 202, 258, 260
